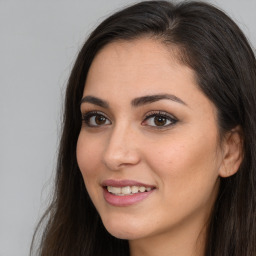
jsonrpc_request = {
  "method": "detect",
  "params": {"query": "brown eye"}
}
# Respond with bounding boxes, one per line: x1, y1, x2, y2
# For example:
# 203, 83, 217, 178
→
95, 115, 107, 125
142, 111, 177, 128
82, 112, 111, 127
154, 116, 167, 126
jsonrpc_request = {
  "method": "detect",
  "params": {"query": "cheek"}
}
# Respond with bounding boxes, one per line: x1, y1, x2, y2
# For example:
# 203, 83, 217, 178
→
144, 134, 220, 199
76, 133, 103, 181
76, 133, 106, 211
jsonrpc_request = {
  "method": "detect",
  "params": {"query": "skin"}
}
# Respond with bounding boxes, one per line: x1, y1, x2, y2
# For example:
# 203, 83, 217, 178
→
76, 38, 242, 256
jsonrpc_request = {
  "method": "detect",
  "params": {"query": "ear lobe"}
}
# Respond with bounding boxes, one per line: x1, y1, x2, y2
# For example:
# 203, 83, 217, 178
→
219, 126, 243, 178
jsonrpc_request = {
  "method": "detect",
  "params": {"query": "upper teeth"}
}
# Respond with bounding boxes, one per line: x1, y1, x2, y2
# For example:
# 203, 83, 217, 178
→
107, 186, 152, 195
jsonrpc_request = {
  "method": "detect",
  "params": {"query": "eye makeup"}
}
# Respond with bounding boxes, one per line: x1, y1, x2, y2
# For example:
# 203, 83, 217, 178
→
142, 110, 178, 128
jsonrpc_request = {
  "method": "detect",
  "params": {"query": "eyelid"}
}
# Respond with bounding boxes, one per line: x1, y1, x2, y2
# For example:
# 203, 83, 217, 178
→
81, 110, 107, 117
142, 110, 178, 128
144, 110, 177, 119
82, 110, 111, 127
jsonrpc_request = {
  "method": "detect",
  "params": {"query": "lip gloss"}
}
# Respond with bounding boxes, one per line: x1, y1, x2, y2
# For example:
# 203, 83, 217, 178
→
103, 187, 154, 206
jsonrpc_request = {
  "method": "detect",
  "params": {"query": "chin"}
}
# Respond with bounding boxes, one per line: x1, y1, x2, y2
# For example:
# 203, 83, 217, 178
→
102, 217, 146, 240
107, 229, 138, 240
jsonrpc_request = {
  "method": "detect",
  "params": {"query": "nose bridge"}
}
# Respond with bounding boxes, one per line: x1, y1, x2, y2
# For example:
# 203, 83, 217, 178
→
103, 121, 140, 170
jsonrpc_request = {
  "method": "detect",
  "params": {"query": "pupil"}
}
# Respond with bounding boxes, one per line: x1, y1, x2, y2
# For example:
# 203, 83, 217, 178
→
95, 115, 106, 125
154, 116, 166, 126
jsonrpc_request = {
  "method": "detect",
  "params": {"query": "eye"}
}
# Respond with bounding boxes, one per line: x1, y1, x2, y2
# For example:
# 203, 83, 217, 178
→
82, 111, 111, 127
142, 111, 177, 128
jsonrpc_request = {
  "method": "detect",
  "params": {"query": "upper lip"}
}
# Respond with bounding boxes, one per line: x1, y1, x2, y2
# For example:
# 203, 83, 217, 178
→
101, 179, 155, 188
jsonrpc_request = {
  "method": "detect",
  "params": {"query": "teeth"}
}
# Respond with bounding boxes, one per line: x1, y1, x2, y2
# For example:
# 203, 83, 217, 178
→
109, 187, 121, 194
121, 186, 131, 194
107, 185, 152, 195
139, 186, 146, 192
131, 186, 139, 193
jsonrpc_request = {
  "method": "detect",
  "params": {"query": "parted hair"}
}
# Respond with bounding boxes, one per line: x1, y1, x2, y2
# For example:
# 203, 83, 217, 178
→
31, 1, 256, 255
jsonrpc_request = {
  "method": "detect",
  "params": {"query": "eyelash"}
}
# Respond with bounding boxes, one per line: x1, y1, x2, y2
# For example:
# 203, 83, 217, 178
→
142, 111, 178, 128
81, 110, 178, 128
82, 111, 111, 127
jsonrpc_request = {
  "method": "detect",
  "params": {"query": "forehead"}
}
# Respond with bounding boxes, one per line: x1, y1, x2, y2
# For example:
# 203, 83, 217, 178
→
84, 38, 197, 96
91, 38, 175, 67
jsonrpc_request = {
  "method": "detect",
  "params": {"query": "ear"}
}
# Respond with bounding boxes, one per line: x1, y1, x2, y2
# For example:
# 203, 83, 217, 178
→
219, 126, 243, 178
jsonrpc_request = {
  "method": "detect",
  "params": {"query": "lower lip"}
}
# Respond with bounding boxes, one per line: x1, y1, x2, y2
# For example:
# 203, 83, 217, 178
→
103, 188, 154, 207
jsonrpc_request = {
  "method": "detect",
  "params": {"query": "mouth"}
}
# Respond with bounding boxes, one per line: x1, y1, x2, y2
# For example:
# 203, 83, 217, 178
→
106, 185, 153, 196
102, 179, 156, 206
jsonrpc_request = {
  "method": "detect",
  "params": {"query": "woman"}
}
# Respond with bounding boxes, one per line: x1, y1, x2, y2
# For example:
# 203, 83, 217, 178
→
31, 1, 256, 255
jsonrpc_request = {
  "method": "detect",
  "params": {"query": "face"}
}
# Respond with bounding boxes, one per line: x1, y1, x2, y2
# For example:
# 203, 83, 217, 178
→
76, 38, 224, 242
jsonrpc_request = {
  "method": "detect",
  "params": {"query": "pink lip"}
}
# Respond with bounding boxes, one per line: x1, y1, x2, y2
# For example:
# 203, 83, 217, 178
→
102, 179, 155, 207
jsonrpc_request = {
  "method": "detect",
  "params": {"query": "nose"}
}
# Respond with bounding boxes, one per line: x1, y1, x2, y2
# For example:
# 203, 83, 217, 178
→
102, 124, 141, 171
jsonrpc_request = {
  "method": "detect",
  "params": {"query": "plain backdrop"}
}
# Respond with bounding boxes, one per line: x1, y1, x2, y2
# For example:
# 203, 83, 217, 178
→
0, 0, 255, 255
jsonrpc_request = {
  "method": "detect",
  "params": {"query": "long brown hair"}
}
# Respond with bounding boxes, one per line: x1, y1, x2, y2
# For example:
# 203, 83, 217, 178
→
31, 1, 256, 255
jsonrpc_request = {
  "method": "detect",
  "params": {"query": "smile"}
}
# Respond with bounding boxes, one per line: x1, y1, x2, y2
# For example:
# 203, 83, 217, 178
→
102, 180, 156, 206
107, 185, 152, 196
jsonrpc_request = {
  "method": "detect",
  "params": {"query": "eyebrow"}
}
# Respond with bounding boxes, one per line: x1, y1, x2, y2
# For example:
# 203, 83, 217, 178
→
80, 96, 109, 108
80, 94, 187, 108
131, 94, 187, 107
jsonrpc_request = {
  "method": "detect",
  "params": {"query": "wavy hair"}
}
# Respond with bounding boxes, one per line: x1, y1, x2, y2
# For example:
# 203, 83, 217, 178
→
31, 1, 256, 255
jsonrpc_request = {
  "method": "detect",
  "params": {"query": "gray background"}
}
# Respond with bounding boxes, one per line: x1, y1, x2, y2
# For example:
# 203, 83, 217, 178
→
0, 0, 255, 255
